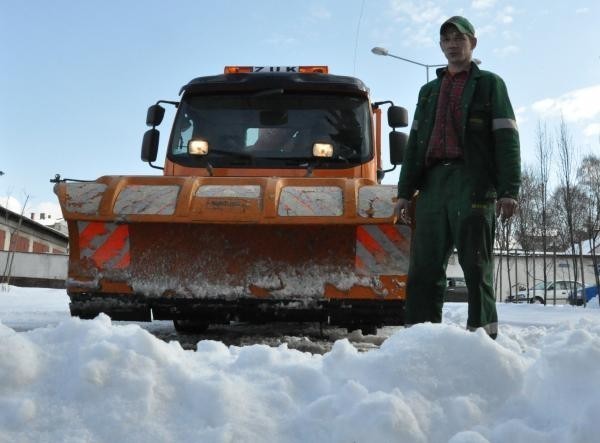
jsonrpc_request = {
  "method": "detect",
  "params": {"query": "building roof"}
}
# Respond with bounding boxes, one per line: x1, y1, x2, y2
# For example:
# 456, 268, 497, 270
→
0, 205, 68, 243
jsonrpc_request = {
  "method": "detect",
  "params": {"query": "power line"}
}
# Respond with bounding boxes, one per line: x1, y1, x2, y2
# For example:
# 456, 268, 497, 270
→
352, 0, 366, 76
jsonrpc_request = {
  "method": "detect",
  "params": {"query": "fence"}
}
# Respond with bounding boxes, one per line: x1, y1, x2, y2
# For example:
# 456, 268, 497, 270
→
446, 250, 599, 304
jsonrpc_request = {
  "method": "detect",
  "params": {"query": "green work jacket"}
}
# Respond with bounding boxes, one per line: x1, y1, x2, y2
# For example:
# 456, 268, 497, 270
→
397, 62, 521, 202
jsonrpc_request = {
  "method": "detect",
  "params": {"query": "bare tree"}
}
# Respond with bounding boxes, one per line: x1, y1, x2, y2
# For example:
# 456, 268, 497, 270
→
578, 154, 600, 304
536, 121, 553, 300
515, 167, 540, 249
515, 166, 539, 297
2, 194, 30, 287
556, 117, 581, 286
549, 185, 588, 249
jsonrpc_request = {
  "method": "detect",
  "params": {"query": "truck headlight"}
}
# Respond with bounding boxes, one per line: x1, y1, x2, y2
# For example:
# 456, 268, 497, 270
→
188, 139, 209, 156
312, 142, 333, 158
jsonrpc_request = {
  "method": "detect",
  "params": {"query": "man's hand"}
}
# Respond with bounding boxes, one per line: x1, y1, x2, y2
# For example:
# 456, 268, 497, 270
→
496, 197, 518, 222
394, 198, 411, 224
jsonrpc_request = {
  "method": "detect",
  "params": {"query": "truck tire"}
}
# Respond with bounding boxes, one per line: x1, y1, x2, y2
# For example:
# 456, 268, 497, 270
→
173, 319, 210, 334
360, 325, 378, 336
346, 324, 378, 336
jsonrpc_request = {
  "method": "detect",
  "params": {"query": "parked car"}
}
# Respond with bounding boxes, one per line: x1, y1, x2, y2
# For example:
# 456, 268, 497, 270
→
568, 285, 600, 305
505, 280, 584, 304
445, 277, 468, 302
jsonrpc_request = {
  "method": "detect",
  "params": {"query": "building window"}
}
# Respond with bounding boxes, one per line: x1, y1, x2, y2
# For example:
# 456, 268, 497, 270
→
33, 241, 50, 253
10, 234, 30, 252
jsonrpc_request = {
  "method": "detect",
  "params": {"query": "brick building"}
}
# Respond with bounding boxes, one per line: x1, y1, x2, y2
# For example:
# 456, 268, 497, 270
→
1, 205, 68, 254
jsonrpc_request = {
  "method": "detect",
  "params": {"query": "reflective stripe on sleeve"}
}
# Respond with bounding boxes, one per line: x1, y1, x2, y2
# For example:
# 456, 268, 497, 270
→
411, 119, 419, 131
492, 118, 518, 131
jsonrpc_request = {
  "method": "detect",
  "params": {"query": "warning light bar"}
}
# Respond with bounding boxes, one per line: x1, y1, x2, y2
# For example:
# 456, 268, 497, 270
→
224, 66, 328, 74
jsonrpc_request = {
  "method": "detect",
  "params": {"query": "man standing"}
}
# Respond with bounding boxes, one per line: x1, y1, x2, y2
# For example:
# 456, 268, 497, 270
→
395, 16, 520, 339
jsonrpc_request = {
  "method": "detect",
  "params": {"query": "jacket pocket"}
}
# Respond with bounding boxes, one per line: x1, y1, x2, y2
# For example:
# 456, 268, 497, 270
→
467, 103, 491, 132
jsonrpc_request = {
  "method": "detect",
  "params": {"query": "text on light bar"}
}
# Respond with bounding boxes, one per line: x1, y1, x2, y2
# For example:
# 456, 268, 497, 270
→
224, 66, 328, 74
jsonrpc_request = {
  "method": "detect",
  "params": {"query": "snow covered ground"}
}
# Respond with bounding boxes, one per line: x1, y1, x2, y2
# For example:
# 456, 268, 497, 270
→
1, 285, 599, 443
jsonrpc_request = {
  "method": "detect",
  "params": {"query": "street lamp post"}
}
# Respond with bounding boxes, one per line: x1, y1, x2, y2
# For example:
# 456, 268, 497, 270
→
371, 47, 446, 82
372, 47, 482, 82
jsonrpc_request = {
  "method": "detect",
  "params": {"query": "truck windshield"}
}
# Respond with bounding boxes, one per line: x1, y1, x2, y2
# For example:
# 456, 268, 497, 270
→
168, 93, 372, 168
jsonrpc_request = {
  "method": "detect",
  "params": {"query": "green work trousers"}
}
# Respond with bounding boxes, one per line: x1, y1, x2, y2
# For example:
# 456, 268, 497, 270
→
405, 162, 498, 338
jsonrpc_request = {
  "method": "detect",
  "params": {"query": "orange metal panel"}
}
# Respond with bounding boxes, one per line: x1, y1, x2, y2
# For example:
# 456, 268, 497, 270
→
127, 224, 357, 298
325, 275, 406, 300
166, 161, 373, 180
56, 176, 400, 225
100, 281, 133, 294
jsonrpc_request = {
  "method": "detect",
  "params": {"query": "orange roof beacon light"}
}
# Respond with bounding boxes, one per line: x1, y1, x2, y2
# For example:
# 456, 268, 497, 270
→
224, 66, 254, 74
224, 66, 328, 74
298, 66, 328, 74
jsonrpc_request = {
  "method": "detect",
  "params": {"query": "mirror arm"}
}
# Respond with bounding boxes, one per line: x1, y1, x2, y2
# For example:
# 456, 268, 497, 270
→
372, 100, 394, 110
377, 164, 397, 182
156, 100, 179, 107
148, 161, 164, 171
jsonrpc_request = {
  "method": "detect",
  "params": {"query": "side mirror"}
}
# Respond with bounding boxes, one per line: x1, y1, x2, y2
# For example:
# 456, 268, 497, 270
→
146, 104, 166, 127
389, 131, 407, 165
141, 129, 160, 162
388, 106, 408, 128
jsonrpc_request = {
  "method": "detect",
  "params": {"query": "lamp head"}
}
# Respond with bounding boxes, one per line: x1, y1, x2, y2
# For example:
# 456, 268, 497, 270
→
371, 47, 389, 56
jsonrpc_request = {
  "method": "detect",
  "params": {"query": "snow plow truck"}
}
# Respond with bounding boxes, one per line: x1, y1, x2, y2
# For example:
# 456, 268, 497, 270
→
53, 65, 411, 334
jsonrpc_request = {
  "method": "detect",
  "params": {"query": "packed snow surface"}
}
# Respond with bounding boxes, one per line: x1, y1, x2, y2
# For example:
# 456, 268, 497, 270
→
1, 286, 600, 443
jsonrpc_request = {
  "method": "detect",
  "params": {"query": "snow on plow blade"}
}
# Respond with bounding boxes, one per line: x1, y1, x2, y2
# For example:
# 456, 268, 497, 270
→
55, 176, 410, 326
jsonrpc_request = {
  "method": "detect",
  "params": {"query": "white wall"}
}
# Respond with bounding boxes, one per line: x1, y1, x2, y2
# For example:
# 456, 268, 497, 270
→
0, 251, 67, 280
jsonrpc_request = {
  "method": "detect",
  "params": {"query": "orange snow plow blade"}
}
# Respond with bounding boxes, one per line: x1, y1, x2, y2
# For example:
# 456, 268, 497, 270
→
55, 175, 410, 327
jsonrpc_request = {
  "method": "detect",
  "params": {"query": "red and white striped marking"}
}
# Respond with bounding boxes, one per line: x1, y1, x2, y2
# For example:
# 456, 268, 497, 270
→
78, 221, 130, 270
355, 224, 410, 275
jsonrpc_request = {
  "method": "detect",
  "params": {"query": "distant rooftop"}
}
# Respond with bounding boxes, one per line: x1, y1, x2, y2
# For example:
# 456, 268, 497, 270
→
0, 205, 68, 241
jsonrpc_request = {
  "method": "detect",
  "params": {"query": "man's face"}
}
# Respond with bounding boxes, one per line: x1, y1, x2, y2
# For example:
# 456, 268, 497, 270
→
440, 27, 476, 66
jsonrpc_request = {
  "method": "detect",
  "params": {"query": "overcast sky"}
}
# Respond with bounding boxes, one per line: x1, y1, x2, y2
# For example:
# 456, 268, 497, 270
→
1, 0, 598, 218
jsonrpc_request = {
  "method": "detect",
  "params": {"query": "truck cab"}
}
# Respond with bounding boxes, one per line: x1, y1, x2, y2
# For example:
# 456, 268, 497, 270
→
142, 66, 407, 182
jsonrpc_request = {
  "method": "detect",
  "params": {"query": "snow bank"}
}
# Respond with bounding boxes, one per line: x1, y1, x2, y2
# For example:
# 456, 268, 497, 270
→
2, 305, 600, 442
0, 285, 70, 331
586, 295, 599, 308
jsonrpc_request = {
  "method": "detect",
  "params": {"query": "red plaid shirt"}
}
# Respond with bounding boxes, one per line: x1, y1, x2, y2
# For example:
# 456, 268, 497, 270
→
426, 69, 469, 165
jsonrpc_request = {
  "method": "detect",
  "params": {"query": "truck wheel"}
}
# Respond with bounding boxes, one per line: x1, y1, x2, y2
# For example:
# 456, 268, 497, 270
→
173, 319, 210, 334
529, 297, 545, 305
346, 325, 378, 335
360, 325, 378, 336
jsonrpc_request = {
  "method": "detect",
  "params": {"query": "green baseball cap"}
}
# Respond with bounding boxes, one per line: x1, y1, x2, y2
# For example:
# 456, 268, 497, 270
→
440, 16, 475, 36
